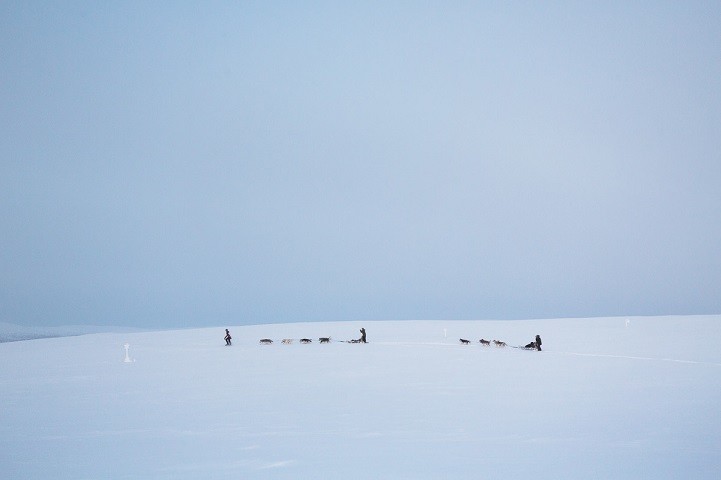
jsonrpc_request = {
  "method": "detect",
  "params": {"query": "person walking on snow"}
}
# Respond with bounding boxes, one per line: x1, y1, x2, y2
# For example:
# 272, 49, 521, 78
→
224, 329, 232, 346
535, 334, 542, 351
360, 328, 367, 343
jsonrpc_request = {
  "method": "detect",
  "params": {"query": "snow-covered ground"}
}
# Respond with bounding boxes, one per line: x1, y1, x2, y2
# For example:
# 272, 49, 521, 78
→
1, 316, 720, 479
0, 322, 143, 343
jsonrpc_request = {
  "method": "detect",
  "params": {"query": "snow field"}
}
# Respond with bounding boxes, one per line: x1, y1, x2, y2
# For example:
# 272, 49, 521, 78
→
1, 317, 720, 479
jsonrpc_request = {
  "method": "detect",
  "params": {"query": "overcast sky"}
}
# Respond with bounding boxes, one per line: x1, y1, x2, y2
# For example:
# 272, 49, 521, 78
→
2, 1, 720, 328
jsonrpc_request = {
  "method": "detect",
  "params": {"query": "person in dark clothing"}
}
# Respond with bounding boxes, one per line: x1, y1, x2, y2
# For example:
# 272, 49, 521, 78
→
359, 328, 367, 343
224, 329, 232, 346
535, 334, 542, 351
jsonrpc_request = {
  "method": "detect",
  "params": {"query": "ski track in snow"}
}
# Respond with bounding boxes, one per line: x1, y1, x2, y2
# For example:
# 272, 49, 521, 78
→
553, 351, 721, 367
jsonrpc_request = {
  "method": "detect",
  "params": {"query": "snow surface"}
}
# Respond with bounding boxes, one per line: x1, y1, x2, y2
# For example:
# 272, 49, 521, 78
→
1, 316, 720, 479
0, 322, 143, 343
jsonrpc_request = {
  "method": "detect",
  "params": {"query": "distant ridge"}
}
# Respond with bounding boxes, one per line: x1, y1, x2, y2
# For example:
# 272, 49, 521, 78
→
0, 322, 144, 343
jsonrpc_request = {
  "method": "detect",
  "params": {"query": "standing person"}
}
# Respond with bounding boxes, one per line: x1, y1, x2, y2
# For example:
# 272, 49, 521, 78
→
360, 328, 367, 343
535, 334, 542, 351
224, 329, 232, 346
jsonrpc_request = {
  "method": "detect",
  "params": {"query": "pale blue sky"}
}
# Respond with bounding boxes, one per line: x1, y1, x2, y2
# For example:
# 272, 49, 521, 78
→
2, 1, 720, 328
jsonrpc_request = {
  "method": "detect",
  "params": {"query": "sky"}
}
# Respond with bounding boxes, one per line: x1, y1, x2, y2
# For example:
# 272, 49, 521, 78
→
2, 1, 721, 328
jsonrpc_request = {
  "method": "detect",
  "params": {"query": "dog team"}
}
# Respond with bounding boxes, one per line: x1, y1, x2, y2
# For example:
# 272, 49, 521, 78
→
460, 334, 542, 351
225, 328, 541, 351
224, 328, 367, 346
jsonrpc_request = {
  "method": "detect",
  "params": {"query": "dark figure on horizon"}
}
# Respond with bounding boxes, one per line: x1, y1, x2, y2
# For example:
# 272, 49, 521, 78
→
524, 335, 543, 350
224, 329, 232, 346
360, 328, 367, 343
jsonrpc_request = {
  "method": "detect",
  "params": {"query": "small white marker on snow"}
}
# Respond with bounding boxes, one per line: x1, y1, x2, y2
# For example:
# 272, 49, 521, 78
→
625, 318, 631, 328
123, 343, 132, 363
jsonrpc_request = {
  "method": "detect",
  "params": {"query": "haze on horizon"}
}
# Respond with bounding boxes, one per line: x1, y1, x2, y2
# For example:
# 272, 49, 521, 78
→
2, 2, 720, 329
